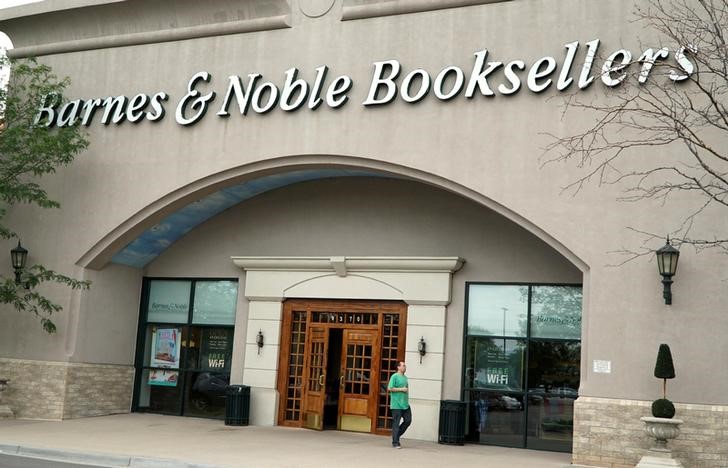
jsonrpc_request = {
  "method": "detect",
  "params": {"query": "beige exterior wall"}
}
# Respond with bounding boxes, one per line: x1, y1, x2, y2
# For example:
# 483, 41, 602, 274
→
146, 178, 581, 402
0, 0, 726, 463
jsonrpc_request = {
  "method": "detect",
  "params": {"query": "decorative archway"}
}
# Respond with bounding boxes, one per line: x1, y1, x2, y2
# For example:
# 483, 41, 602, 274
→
76, 155, 588, 274
71, 155, 590, 442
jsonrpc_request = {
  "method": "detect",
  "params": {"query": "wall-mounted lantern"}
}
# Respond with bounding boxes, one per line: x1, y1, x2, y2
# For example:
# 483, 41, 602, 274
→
656, 237, 680, 305
418, 336, 426, 363
10, 241, 28, 287
256, 330, 264, 354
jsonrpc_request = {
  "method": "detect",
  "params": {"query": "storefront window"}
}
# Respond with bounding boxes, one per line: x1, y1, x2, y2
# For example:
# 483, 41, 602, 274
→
146, 280, 191, 323
134, 278, 238, 419
464, 283, 582, 453
530, 286, 582, 340
192, 281, 238, 325
465, 337, 524, 392
467, 285, 528, 337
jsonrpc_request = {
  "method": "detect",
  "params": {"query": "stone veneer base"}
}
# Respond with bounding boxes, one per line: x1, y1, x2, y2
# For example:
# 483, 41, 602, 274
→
574, 396, 728, 468
0, 358, 133, 420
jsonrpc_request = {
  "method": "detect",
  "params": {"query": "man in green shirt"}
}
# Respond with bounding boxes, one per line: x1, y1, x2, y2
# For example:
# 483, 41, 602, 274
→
388, 361, 411, 448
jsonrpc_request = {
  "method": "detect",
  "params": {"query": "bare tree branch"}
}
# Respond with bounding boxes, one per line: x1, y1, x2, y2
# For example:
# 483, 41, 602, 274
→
544, 0, 728, 261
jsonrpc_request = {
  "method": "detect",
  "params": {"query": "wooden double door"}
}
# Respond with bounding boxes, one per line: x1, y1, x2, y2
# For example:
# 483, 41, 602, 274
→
277, 299, 407, 434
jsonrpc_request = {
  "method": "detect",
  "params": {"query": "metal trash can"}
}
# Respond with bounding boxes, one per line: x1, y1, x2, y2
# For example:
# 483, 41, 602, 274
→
225, 384, 250, 426
438, 400, 466, 445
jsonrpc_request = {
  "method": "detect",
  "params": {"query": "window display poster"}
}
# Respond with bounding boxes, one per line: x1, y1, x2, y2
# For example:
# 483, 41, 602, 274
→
200, 328, 232, 371
148, 369, 179, 387
150, 327, 181, 368
467, 337, 523, 391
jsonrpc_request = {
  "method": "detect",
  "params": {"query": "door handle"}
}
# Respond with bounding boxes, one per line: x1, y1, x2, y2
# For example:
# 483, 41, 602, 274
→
319, 373, 325, 387
340, 375, 344, 388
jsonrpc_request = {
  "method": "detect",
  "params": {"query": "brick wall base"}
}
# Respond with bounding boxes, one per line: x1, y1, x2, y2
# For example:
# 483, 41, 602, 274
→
0, 358, 133, 420
574, 396, 728, 468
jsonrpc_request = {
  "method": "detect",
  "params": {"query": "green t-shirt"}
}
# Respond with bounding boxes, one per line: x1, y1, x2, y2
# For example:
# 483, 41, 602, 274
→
388, 373, 409, 410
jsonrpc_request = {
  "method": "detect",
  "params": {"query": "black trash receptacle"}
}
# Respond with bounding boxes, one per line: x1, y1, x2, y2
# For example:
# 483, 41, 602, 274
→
225, 385, 250, 426
438, 400, 466, 445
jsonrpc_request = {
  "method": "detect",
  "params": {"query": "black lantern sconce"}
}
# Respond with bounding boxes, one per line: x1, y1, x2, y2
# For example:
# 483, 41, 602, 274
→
256, 330, 264, 354
656, 237, 680, 305
10, 241, 28, 287
418, 337, 426, 363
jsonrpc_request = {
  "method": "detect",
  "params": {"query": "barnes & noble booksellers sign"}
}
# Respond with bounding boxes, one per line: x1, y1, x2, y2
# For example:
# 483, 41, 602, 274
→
33, 39, 695, 128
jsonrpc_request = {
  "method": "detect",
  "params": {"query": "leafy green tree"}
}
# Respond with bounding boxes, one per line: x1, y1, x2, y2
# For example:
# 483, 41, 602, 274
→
0, 57, 90, 334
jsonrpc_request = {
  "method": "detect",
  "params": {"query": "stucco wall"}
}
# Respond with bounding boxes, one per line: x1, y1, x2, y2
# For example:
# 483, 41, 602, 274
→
0, 0, 726, 415
145, 177, 582, 398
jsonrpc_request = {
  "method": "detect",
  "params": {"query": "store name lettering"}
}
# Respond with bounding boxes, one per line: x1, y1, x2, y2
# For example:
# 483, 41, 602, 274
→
535, 315, 580, 326
33, 39, 696, 128
151, 302, 187, 312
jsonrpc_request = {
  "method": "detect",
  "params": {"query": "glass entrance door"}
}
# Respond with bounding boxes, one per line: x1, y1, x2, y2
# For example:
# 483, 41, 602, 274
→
277, 299, 406, 435
302, 326, 329, 430
338, 329, 379, 433
464, 283, 582, 452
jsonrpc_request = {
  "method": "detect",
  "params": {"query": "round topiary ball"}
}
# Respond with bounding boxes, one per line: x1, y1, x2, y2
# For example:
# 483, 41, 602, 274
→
652, 398, 676, 418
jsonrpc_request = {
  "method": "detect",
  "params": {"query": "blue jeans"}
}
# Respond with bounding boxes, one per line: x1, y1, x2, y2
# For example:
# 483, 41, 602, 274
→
391, 407, 412, 445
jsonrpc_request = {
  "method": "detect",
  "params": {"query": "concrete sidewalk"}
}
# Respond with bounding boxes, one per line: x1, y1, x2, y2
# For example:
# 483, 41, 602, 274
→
0, 414, 573, 467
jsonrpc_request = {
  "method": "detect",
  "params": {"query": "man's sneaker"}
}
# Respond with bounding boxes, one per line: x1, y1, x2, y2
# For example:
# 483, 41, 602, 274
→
395, 444, 402, 449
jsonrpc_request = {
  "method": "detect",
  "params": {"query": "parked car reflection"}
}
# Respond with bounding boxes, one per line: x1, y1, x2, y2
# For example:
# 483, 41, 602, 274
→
550, 386, 578, 399
528, 385, 578, 402
470, 392, 523, 411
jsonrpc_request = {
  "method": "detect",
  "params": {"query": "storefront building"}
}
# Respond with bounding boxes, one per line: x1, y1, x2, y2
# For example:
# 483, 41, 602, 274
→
0, 1, 726, 467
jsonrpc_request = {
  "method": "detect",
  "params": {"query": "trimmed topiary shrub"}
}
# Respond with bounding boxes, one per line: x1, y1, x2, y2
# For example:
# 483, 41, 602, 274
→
651, 398, 676, 419
654, 344, 676, 384
652, 344, 677, 418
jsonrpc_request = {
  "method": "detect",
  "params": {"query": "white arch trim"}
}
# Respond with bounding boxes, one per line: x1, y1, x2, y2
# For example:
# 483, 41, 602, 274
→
78, 154, 588, 274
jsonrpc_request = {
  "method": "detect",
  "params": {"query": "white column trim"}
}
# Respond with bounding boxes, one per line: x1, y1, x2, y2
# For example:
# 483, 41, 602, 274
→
232, 256, 463, 434
232, 256, 464, 273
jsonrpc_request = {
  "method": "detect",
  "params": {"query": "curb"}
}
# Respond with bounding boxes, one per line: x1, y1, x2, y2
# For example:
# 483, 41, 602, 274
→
0, 444, 19, 454
0, 443, 224, 467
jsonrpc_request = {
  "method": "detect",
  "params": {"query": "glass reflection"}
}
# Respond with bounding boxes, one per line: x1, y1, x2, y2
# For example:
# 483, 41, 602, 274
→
526, 341, 580, 451
467, 285, 528, 337
530, 286, 583, 340
192, 281, 238, 325
467, 390, 525, 447
138, 369, 182, 415
184, 371, 229, 418
464, 284, 582, 453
